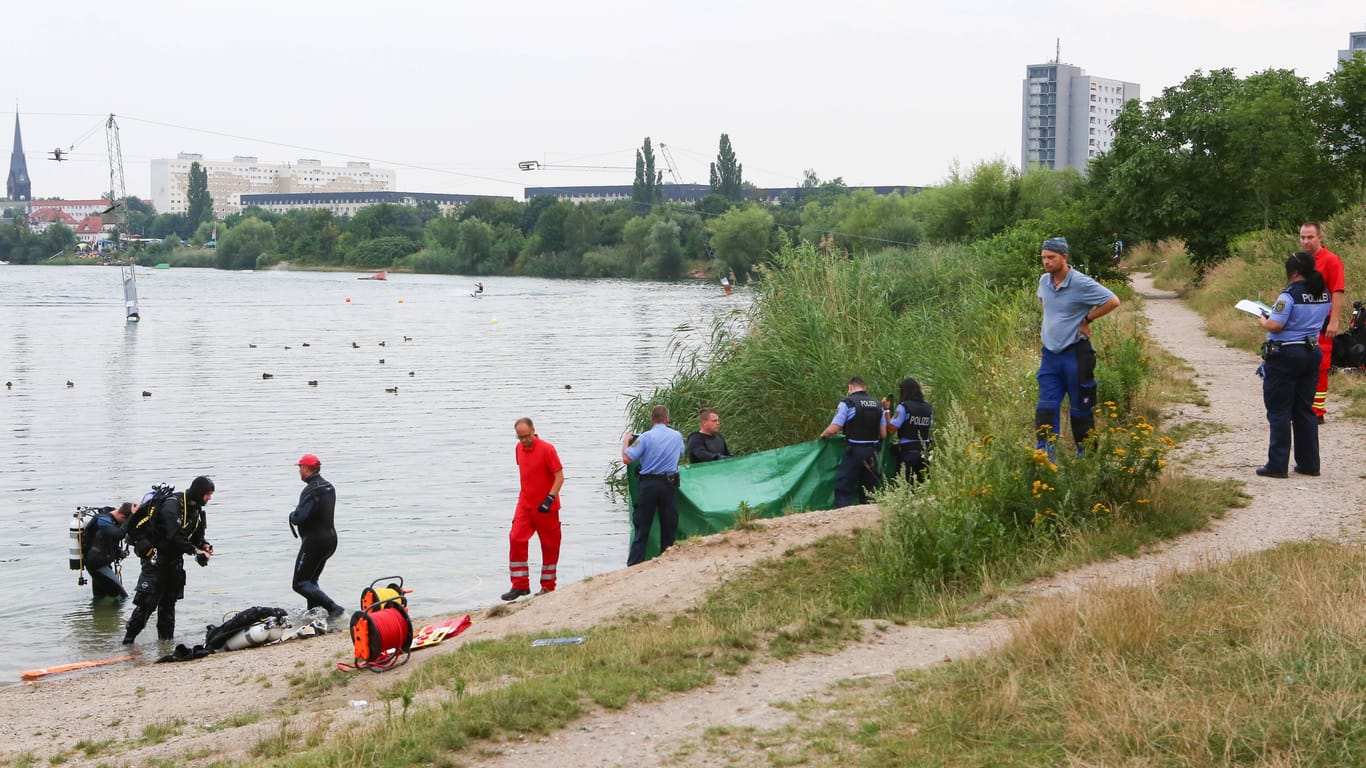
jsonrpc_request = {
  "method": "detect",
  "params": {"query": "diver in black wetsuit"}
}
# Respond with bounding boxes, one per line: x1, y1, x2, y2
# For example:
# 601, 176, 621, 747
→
86, 503, 132, 600
123, 476, 215, 644
290, 454, 345, 624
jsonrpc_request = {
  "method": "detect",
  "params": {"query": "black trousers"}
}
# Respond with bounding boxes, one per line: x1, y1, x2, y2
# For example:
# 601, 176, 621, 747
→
895, 444, 929, 484
628, 477, 678, 566
293, 532, 342, 613
835, 443, 881, 507
125, 556, 186, 641
1263, 344, 1320, 473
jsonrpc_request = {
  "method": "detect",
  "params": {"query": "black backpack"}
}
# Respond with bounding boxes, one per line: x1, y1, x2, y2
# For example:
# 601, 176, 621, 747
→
125, 484, 176, 559
1331, 300, 1366, 369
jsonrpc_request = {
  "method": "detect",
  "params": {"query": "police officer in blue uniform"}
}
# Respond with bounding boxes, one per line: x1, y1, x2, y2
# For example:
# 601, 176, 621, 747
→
884, 377, 933, 484
820, 376, 886, 507
623, 405, 685, 565
1255, 252, 1331, 478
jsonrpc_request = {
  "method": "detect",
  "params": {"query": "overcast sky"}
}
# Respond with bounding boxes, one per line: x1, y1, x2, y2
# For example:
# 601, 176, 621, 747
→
3, 1, 1363, 205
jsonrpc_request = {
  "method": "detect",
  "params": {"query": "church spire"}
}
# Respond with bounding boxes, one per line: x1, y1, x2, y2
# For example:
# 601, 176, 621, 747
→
7, 111, 32, 202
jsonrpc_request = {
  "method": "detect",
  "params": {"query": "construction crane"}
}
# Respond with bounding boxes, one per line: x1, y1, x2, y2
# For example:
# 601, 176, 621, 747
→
104, 114, 139, 322
103, 114, 126, 220
657, 143, 682, 185
517, 160, 632, 172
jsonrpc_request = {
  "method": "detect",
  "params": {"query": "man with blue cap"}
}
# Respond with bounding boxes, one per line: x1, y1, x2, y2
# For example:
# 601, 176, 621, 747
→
1036, 237, 1120, 455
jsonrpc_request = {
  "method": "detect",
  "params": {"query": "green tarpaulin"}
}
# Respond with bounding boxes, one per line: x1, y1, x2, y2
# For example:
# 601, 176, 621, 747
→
626, 437, 895, 560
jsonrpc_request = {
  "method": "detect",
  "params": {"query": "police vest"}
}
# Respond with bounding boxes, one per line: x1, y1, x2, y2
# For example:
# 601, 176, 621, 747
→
841, 393, 883, 442
1283, 279, 1332, 337
897, 401, 934, 448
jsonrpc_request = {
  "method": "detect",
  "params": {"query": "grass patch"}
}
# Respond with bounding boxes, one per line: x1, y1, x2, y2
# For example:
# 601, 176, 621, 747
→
250, 719, 301, 759
138, 718, 185, 746
722, 541, 1366, 766
208, 709, 263, 731
71, 738, 115, 758
285, 668, 351, 697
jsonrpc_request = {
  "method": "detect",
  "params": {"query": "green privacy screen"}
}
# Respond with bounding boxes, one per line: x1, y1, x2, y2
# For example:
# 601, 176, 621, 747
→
626, 437, 895, 561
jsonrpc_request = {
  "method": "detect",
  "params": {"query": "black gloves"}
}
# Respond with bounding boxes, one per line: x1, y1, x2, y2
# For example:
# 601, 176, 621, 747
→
537, 493, 556, 513
195, 553, 209, 567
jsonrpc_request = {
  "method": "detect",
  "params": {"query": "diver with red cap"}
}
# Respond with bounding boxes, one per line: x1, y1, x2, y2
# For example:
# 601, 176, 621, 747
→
290, 454, 345, 624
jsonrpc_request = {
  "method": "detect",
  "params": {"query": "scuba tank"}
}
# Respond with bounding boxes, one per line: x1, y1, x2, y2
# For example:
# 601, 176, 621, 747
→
223, 616, 291, 651
225, 621, 273, 651
68, 514, 84, 571
69, 506, 104, 581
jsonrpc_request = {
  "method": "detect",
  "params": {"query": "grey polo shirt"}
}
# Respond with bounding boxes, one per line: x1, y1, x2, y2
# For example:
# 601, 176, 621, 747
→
1037, 268, 1116, 353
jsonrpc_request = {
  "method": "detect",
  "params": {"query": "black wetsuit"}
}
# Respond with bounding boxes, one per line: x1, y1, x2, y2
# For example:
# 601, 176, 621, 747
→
686, 431, 730, 463
290, 473, 343, 616
124, 493, 208, 643
86, 510, 128, 600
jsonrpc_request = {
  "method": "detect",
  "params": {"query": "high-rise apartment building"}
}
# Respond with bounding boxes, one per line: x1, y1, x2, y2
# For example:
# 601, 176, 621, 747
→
1340, 29, 1366, 66
1022, 61, 1139, 172
150, 154, 396, 217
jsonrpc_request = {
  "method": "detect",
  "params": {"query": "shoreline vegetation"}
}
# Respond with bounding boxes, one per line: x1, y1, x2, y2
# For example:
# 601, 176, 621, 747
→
4, 57, 1364, 763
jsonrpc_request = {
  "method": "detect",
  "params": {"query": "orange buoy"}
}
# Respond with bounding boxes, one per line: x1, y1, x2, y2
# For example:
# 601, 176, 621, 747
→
22, 654, 134, 681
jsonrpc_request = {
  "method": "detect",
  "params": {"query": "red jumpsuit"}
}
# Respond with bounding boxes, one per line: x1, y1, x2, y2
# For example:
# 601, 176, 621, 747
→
509, 437, 563, 593
1313, 246, 1346, 419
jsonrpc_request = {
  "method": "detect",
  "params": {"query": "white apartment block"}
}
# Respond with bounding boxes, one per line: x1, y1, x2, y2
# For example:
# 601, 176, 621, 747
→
1022, 61, 1139, 172
150, 154, 396, 217
1340, 30, 1366, 66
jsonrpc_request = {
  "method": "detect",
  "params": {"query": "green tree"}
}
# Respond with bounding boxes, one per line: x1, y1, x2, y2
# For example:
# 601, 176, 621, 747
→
644, 218, 684, 278
1321, 54, 1366, 205
185, 161, 214, 227
147, 213, 188, 240
189, 220, 216, 247
42, 223, 77, 255
633, 137, 662, 206
346, 235, 417, 269
425, 214, 462, 251
1101, 68, 1339, 267
695, 193, 734, 218
707, 205, 775, 280
530, 200, 574, 254
347, 203, 423, 246
215, 217, 274, 270
458, 197, 523, 228
561, 203, 600, 257
455, 217, 496, 273
709, 133, 744, 202
621, 216, 652, 274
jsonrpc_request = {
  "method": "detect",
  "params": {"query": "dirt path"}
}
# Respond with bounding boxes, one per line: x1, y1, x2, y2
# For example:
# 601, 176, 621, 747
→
4, 276, 1363, 768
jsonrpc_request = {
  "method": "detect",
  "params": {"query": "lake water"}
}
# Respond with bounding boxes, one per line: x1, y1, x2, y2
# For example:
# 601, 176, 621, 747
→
0, 265, 739, 684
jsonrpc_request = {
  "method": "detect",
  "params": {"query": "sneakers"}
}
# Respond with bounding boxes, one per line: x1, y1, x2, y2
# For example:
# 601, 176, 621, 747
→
1255, 466, 1288, 479
500, 588, 530, 602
